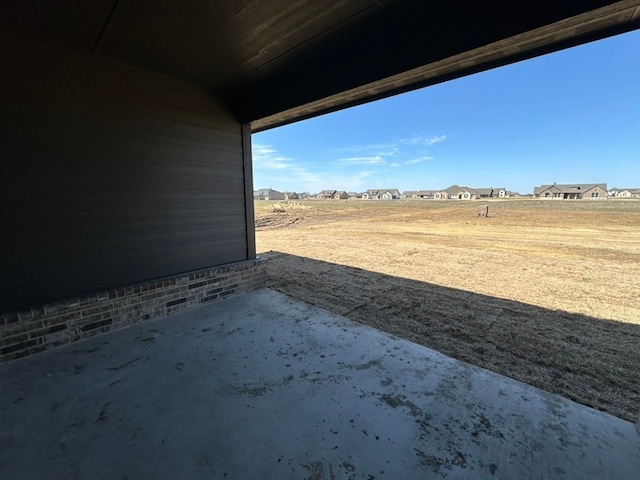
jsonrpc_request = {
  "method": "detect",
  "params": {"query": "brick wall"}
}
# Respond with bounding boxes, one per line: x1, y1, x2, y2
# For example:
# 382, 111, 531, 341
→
0, 258, 267, 363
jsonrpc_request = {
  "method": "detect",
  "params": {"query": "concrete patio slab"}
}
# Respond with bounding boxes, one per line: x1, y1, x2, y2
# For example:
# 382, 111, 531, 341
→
1, 289, 638, 479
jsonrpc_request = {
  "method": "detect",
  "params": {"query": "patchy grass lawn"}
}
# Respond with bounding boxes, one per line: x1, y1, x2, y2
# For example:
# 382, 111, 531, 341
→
255, 199, 640, 421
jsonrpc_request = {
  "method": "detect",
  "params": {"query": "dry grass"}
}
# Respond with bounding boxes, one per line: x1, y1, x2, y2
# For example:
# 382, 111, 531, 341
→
255, 199, 640, 421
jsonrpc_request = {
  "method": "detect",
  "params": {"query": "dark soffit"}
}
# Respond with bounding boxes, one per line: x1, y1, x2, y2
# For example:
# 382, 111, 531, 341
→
1, 0, 639, 131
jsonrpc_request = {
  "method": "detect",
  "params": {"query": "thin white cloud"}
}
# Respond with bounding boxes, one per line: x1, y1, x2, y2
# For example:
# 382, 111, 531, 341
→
333, 144, 398, 160
334, 143, 396, 153
405, 156, 434, 165
337, 155, 385, 165
253, 144, 292, 170
253, 143, 321, 183
355, 170, 376, 180
391, 162, 400, 167
400, 134, 447, 146
252, 143, 378, 192
379, 147, 399, 157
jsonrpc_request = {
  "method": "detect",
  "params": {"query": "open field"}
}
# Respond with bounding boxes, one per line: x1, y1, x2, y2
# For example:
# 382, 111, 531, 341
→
255, 199, 640, 421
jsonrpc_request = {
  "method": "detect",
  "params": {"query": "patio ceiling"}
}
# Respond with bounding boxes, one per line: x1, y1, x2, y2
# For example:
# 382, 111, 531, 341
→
1, 0, 639, 131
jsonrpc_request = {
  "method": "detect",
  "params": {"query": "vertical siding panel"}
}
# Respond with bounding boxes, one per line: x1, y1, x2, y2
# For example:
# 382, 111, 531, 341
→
242, 124, 257, 259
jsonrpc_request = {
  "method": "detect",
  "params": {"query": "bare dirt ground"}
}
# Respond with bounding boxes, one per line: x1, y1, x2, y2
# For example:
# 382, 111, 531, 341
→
255, 199, 640, 421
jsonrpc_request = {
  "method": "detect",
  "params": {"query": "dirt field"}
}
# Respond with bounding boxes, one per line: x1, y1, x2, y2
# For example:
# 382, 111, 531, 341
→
255, 199, 640, 421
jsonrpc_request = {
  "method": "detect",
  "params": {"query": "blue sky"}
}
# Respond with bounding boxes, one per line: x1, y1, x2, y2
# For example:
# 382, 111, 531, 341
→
252, 30, 640, 195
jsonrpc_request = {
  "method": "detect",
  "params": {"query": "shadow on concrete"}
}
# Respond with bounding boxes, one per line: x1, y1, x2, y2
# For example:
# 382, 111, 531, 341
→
2, 288, 639, 479
261, 251, 640, 422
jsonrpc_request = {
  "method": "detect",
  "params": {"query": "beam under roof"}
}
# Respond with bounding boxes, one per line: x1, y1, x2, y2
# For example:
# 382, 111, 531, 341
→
249, 1, 640, 132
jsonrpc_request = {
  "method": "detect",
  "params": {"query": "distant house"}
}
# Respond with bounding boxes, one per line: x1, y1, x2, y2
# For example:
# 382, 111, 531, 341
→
609, 188, 640, 198
253, 188, 285, 200
284, 192, 299, 200
381, 190, 400, 200
333, 191, 349, 200
416, 190, 439, 199
317, 190, 336, 199
434, 190, 448, 200
533, 183, 607, 200
403, 190, 438, 199
362, 189, 400, 200
347, 192, 361, 199
444, 185, 477, 200
474, 187, 507, 198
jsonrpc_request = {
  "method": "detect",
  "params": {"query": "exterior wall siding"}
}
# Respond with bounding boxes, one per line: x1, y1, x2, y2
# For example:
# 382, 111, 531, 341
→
0, 258, 266, 363
0, 27, 253, 313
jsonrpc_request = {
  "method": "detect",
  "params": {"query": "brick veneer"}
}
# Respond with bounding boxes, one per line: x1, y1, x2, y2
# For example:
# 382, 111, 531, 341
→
0, 258, 267, 363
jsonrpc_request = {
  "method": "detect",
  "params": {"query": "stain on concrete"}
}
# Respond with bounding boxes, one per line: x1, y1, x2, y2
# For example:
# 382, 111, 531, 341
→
95, 402, 111, 422
107, 356, 141, 371
471, 413, 505, 440
377, 393, 423, 418
301, 460, 323, 480
415, 447, 470, 476
69, 417, 86, 429
234, 385, 268, 396
451, 451, 468, 468
352, 358, 383, 370
553, 466, 568, 475
341, 461, 355, 472
434, 375, 458, 401
414, 448, 445, 475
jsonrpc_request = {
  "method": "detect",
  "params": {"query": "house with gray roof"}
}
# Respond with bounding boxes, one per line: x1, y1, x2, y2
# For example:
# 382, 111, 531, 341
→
474, 187, 507, 198
317, 190, 337, 199
416, 190, 440, 199
333, 191, 349, 200
443, 185, 478, 200
253, 188, 285, 200
362, 189, 400, 200
533, 183, 607, 200
441, 185, 508, 200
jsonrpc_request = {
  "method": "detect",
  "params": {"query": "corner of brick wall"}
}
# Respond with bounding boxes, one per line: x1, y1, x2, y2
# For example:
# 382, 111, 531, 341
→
0, 257, 267, 363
